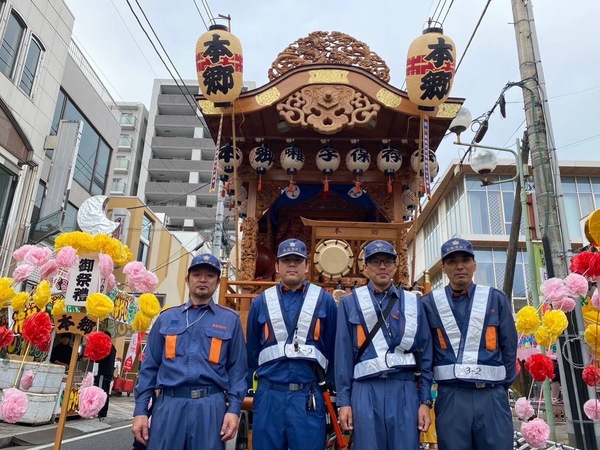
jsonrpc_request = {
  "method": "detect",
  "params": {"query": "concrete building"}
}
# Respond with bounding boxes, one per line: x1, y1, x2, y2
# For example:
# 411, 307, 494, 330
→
109, 102, 148, 198
139, 78, 221, 254
409, 158, 600, 313
0, 0, 74, 276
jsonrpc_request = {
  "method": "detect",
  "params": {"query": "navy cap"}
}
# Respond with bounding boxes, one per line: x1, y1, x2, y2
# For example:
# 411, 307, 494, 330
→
441, 238, 475, 260
277, 239, 307, 259
364, 240, 397, 261
188, 253, 221, 274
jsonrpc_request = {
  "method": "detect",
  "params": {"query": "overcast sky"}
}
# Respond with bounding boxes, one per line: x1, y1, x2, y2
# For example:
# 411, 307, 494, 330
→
63, 0, 600, 176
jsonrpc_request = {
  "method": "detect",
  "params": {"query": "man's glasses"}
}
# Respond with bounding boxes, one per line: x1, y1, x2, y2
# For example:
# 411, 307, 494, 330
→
367, 258, 395, 268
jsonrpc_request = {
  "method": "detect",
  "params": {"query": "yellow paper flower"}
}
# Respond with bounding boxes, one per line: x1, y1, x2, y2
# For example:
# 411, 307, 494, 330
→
0, 277, 15, 304
138, 293, 161, 318
584, 323, 600, 353
11, 292, 30, 311
515, 306, 541, 335
55, 231, 95, 254
541, 309, 569, 336
535, 325, 558, 348
52, 299, 66, 317
131, 310, 151, 332
86, 292, 114, 320
33, 280, 51, 310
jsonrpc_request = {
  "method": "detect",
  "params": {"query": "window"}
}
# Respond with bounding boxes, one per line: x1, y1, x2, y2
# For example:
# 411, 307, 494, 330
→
63, 203, 78, 232
0, 10, 26, 78
19, 36, 43, 95
0, 165, 17, 245
138, 215, 152, 265
423, 213, 440, 269
30, 182, 46, 225
120, 112, 135, 127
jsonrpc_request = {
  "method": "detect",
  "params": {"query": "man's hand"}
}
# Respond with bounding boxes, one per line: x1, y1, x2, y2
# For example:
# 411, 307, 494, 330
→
132, 415, 149, 446
338, 406, 353, 431
220, 412, 240, 441
417, 404, 432, 433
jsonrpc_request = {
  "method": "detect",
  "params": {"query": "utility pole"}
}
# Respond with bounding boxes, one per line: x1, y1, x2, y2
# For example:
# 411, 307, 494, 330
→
511, 1, 599, 448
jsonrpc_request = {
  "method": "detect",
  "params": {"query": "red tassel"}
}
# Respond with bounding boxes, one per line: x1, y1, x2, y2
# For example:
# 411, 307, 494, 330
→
324, 178, 330, 192
387, 179, 393, 194
354, 181, 361, 193
289, 180, 295, 192
258, 175, 262, 192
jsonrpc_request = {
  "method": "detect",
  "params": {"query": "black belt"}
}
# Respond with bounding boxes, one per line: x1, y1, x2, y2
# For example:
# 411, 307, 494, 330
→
160, 386, 222, 399
262, 379, 312, 392
441, 381, 499, 389
377, 371, 415, 381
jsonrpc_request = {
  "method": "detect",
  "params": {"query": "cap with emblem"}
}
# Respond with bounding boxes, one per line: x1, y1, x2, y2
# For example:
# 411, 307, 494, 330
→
441, 238, 475, 260
364, 240, 397, 261
277, 238, 307, 259
188, 253, 221, 274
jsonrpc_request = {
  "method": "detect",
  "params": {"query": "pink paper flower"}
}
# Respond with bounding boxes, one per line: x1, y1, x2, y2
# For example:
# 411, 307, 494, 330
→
551, 296, 577, 312
123, 261, 147, 283
19, 370, 35, 391
584, 399, 600, 421
56, 246, 78, 268
12, 264, 34, 284
12, 245, 33, 262
80, 372, 94, 389
0, 388, 29, 423
540, 277, 568, 302
105, 274, 116, 292
591, 288, 600, 310
515, 397, 535, 420
23, 246, 52, 267
78, 385, 107, 418
564, 273, 589, 298
131, 271, 158, 293
40, 259, 59, 281
521, 418, 550, 448
99, 253, 114, 278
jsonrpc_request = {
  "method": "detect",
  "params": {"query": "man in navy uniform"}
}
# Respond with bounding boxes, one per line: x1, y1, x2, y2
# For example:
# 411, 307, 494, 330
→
132, 254, 247, 450
335, 239, 433, 450
421, 238, 518, 450
246, 238, 337, 450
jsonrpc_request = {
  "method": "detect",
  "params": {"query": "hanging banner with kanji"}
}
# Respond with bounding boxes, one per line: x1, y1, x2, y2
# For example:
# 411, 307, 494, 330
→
64, 253, 100, 308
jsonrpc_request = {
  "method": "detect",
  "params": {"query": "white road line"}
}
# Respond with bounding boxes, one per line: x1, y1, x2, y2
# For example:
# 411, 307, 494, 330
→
28, 423, 133, 449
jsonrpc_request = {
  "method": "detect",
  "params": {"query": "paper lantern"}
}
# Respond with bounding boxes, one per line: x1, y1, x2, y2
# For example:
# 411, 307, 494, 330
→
316, 145, 341, 194
346, 145, 371, 193
249, 144, 275, 191
217, 143, 242, 196
406, 26, 456, 110
402, 188, 417, 210
196, 24, 243, 106
410, 178, 424, 198
280, 145, 304, 192
377, 145, 402, 193
410, 150, 438, 176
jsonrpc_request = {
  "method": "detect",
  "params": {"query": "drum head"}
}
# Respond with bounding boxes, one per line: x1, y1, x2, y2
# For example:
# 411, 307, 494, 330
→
313, 239, 354, 279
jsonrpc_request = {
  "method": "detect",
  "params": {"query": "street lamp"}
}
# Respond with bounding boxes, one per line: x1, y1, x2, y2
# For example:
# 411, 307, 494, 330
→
449, 108, 557, 438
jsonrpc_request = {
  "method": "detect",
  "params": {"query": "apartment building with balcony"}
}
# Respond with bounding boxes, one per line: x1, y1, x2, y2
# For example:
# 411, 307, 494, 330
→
110, 102, 148, 198
139, 78, 222, 253
409, 158, 600, 313
0, 0, 74, 275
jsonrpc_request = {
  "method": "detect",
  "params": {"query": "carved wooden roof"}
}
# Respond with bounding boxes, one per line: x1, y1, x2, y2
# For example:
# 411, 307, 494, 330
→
268, 31, 390, 82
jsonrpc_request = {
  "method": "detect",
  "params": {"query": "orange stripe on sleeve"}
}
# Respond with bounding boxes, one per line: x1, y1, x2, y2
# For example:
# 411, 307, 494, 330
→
485, 326, 498, 351
313, 319, 321, 341
264, 323, 270, 341
436, 328, 448, 350
208, 337, 223, 364
165, 335, 177, 359
357, 324, 366, 348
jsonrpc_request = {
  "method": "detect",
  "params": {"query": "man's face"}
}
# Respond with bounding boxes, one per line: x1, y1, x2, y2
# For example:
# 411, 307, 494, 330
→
186, 266, 219, 304
276, 255, 308, 289
364, 253, 397, 291
441, 253, 476, 290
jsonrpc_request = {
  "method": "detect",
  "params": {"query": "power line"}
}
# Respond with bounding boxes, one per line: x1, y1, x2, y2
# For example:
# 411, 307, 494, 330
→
455, 0, 493, 74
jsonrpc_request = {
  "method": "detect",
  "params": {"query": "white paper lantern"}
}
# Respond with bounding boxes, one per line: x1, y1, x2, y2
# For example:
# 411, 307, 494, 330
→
280, 145, 304, 192
346, 146, 371, 174
218, 143, 242, 174
410, 150, 437, 176
250, 144, 275, 174
377, 146, 403, 175
402, 188, 417, 210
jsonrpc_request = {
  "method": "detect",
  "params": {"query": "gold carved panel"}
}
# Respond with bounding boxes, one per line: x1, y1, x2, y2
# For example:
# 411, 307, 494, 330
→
255, 88, 281, 106
308, 69, 349, 84
277, 85, 380, 135
376, 89, 402, 108
436, 103, 461, 118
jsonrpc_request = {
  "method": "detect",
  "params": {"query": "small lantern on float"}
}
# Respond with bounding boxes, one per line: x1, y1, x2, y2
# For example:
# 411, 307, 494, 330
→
227, 185, 247, 212
346, 143, 371, 194
405, 24, 456, 111
410, 178, 425, 198
410, 149, 438, 177
402, 188, 417, 211
316, 144, 340, 196
217, 143, 242, 196
376, 143, 402, 194
196, 24, 243, 106
280, 143, 304, 192
249, 143, 274, 191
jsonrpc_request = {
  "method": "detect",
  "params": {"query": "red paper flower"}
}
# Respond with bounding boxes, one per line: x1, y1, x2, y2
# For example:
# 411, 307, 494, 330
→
588, 253, 600, 278
582, 364, 600, 387
525, 353, 554, 382
22, 312, 52, 350
570, 251, 595, 276
84, 331, 112, 361
0, 326, 14, 348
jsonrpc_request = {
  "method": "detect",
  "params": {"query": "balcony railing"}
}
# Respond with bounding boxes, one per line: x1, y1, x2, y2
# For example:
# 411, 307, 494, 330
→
115, 159, 130, 171
118, 137, 133, 150
111, 181, 127, 194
